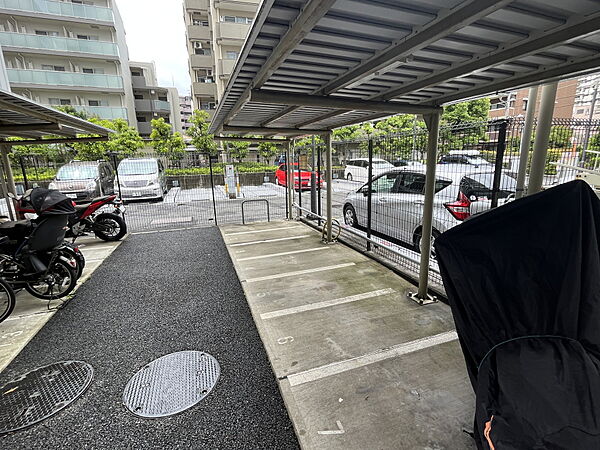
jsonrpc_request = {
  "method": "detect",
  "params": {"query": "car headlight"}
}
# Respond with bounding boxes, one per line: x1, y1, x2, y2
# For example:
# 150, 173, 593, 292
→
147, 178, 159, 187
86, 181, 96, 191
48, 182, 57, 190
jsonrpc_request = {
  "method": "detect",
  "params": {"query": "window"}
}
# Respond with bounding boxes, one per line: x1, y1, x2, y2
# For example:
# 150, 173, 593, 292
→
221, 16, 252, 24
137, 117, 147, 122
522, 99, 528, 111
134, 94, 144, 100
577, 108, 585, 114
82, 68, 104, 74
77, 34, 99, 41
225, 51, 239, 60
222, 16, 236, 23
158, 96, 168, 101
371, 173, 397, 194
394, 173, 426, 194
131, 70, 142, 77
41, 65, 65, 71
88, 100, 101, 107
199, 102, 216, 110
192, 19, 209, 26
49, 98, 71, 105
194, 48, 211, 56
35, 30, 59, 37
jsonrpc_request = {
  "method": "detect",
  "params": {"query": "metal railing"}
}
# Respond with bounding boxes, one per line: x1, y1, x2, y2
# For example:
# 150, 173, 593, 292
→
0, 0, 114, 22
0, 32, 119, 57
8, 69, 123, 89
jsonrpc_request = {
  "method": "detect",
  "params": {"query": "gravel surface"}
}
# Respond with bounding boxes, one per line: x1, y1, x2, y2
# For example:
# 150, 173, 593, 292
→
0, 228, 299, 450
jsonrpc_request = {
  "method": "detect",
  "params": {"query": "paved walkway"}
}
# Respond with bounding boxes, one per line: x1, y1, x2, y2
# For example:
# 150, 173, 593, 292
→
221, 220, 475, 450
0, 228, 298, 449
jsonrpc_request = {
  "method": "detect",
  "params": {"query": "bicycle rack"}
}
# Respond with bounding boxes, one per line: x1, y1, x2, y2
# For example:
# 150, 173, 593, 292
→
241, 199, 270, 225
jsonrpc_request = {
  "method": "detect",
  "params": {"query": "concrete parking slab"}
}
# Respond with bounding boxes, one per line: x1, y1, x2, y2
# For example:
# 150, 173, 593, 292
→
0, 236, 123, 373
221, 220, 475, 450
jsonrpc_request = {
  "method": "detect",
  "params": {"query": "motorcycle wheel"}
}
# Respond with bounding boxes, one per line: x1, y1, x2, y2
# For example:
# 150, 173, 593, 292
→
0, 277, 16, 323
25, 258, 77, 300
94, 213, 127, 241
59, 247, 85, 279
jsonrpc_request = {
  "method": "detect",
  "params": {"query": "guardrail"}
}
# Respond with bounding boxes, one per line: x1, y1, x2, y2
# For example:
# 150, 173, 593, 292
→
241, 199, 270, 225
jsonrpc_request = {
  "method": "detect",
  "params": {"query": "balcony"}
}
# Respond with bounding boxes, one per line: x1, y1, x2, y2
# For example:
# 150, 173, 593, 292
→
187, 24, 211, 40
184, 0, 209, 10
71, 105, 127, 120
218, 22, 250, 41
193, 82, 217, 96
0, 0, 114, 22
8, 69, 124, 90
190, 54, 213, 68
131, 75, 148, 88
153, 100, 171, 112
137, 122, 152, 135
0, 32, 119, 57
214, 0, 259, 13
219, 59, 235, 77
135, 99, 171, 113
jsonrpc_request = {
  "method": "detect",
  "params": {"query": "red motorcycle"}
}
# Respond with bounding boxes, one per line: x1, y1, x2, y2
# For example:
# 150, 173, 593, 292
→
17, 193, 127, 242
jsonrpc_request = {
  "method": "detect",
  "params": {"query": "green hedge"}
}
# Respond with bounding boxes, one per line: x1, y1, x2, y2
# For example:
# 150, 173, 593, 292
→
166, 162, 278, 176
14, 167, 57, 182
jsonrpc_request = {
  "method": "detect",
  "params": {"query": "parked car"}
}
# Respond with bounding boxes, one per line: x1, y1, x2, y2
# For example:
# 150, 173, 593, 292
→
49, 161, 115, 203
392, 159, 425, 168
343, 167, 516, 254
274, 163, 322, 190
344, 158, 394, 182
115, 158, 167, 201
438, 150, 492, 167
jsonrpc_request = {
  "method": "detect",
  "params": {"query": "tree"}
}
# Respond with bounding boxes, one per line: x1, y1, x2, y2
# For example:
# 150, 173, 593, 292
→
442, 98, 490, 124
257, 141, 279, 164
548, 125, 573, 149
223, 139, 249, 162
55, 105, 90, 120
150, 118, 186, 156
187, 110, 217, 155
71, 118, 144, 160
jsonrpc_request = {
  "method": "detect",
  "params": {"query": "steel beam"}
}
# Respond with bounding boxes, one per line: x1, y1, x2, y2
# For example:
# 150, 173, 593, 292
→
528, 82, 558, 195
295, 110, 351, 128
324, 132, 333, 242
222, 125, 329, 135
261, 105, 298, 126
375, 12, 600, 101
415, 112, 441, 301
250, 90, 442, 114
319, 0, 513, 95
3, 136, 109, 146
515, 86, 539, 199
214, 136, 288, 143
285, 141, 293, 219
0, 123, 62, 133
251, 0, 338, 89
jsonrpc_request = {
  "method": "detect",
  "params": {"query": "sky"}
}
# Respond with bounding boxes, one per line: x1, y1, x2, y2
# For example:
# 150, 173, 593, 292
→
116, 0, 191, 96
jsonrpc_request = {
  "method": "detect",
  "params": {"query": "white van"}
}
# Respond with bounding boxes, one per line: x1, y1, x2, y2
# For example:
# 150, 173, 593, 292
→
344, 158, 394, 182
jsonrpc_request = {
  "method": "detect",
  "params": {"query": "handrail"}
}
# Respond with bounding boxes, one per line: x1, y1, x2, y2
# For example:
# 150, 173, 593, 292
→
241, 199, 270, 225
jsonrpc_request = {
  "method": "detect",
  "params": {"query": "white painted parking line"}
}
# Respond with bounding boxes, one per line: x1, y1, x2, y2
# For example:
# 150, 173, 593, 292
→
287, 331, 458, 387
238, 247, 329, 261
230, 235, 311, 247
225, 226, 303, 236
244, 263, 356, 283
260, 288, 395, 319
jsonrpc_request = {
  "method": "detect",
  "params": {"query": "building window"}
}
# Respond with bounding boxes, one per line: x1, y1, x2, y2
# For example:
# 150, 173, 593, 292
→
220, 16, 252, 24
88, 100, 105, 107
49, 98, 71, 105
577, 108, 586, 114
137, 117, 147, 122
522, 99, 528, 111
131, 70, 142, 77
134, 94, 144, 100
192, 19, 209, 26
225, 51, 239, 60
77, 34, 99, 41
41, 65, 66, 71
158, 96, 168, 101
200, 102, 216, 110
194, 47, 211, 56
82, 68, 104, 74
35, 30, 59, 37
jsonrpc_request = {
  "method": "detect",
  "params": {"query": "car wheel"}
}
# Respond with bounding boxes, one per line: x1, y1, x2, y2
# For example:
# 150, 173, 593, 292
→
343, 204, 358, 228
414, 228, 441, 258
346, 173, 353, 181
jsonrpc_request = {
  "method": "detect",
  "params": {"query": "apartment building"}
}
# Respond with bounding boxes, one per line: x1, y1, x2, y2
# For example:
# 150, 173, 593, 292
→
130, 61, 182, 136
489, 79, 578, 120
183, 0, 259, 120
0, 0, 136, 124
573, 73, 600, 120
179, 95, 193, 133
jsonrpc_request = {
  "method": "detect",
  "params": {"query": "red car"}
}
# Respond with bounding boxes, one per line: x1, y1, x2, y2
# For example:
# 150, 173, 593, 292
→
274, 163, 321, 190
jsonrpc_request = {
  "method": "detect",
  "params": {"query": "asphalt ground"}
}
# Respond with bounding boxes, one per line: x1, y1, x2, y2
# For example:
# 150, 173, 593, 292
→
0, 228, 299, 449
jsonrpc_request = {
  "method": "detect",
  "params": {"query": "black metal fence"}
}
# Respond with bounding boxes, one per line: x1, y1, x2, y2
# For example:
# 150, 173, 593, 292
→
293, 117, 600, 294
13, 152, 286, 233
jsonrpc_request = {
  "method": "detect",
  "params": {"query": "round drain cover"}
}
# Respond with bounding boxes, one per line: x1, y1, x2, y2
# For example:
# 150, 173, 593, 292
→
0, 361, 93, 435
123, 351, 220, 418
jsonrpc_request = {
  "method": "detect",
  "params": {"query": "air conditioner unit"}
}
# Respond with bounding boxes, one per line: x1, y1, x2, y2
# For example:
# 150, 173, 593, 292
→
194, 42, 203, 49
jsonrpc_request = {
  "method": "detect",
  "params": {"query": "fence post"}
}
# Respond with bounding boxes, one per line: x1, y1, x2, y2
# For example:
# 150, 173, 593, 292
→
324, 132, 333, 242
19, 156, 29, 191
311, 135, 317, 214
297, 146, 302, 215
515, 86, 539, 199
109, 151, 123, 200
366, 138, 373, 252
208, 153, 218, 226
285, 141, 293, 220
491, 120, 508, 208
411, 112, 441, 304
317, 141, 322, 225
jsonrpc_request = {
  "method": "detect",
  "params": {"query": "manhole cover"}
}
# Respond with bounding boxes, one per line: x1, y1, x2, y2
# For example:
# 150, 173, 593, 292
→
123, 351, 220, 418
0, 361, 93, 435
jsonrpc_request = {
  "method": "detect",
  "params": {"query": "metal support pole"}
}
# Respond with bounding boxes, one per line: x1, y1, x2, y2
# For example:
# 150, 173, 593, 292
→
317, 142, 322, 225
110, 152, 123, 200
491, 120, 508, 208
412, 112, 441, 303
297, 147, 302, 215
0, 160, 14, 221
19, 156, 29, 191
208, 154, 218, 226
285, 142, 293, 219
310, 135, 317, 214
0, 145, 15, 195
528, 82, 558, 195
324, 132, 333, 243
366, 138, 373, 252
515, 86, 539, 199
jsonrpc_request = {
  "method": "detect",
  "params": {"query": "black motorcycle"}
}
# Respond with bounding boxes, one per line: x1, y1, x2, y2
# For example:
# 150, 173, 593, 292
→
0, 189, 79, 300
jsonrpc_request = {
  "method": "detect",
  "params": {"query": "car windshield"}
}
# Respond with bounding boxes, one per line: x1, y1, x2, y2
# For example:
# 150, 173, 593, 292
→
56, 165, 97, 180
119, 161, 158, 176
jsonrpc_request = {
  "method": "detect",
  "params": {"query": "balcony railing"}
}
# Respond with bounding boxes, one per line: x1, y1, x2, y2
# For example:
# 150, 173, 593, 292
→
8, 69, 124, 89
153, 100, 171, 112
0, 0, 114, 22
193, 81, 217, 96
0, 32, 119, 57
56, 105, 128, 120
187, 24, 211, 40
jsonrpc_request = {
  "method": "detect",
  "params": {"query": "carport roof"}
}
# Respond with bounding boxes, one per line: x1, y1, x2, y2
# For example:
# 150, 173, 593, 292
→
0, 89, 113, 143
209, 0, 600, 137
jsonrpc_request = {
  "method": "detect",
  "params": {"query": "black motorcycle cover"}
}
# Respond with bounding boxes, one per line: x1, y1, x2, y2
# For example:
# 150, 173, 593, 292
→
434, 180, 600, 449
25, 188, 75, 216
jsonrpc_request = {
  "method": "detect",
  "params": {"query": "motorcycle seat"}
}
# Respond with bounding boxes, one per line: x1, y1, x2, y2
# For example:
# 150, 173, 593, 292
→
74, 203, 91, 212
91, 195, 113, 203
0, 220, 31, 231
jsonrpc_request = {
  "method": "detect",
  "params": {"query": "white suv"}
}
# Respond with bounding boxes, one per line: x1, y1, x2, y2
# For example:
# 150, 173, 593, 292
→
344, 158, 394, 182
